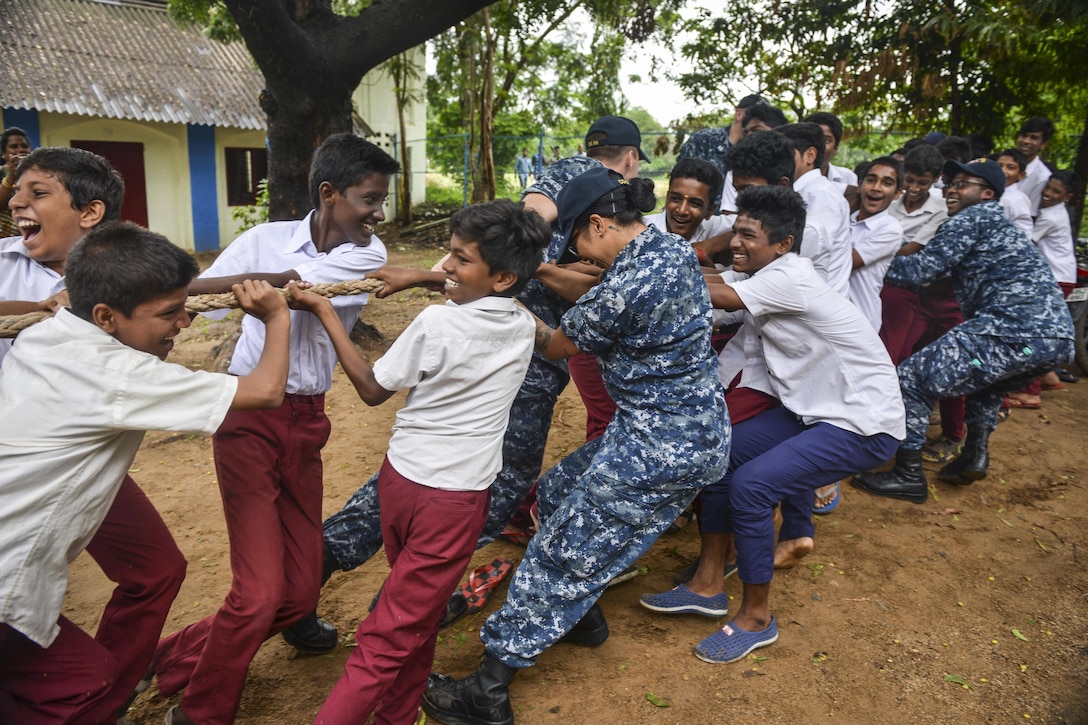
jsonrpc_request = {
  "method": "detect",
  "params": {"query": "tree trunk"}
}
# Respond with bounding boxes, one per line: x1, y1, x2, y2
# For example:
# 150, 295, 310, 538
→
1072, 110, 1088, 240
477, 9, 497, 202
396, 87, 413, 225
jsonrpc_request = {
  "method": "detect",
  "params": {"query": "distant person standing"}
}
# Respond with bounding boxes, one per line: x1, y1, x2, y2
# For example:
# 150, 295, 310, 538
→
515, 149, 532, 189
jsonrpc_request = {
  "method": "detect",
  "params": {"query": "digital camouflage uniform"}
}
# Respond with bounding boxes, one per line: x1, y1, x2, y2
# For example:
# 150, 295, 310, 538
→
323, 156, 603, 569
678, 127, 732, 208
481, 225, 731, 668
885, 200, 1074, 450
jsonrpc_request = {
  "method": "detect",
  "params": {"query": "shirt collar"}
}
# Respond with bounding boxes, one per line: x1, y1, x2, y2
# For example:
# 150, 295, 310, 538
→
283, 211, 318, 255
445, 295, 519, 312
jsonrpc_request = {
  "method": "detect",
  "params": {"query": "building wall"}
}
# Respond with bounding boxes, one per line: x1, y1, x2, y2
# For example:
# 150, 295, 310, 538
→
37, 113, 195, 248
214, 126, 268, 246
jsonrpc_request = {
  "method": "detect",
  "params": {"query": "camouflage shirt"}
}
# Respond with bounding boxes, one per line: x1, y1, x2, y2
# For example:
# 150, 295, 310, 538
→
886, 201, 1074, 340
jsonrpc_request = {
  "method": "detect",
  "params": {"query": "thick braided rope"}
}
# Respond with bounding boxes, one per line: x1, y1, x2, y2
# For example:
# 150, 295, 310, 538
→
0, 278, 385, 339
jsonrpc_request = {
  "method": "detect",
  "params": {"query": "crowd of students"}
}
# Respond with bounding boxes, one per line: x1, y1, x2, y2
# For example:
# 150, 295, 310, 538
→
0, 102, 1079, 725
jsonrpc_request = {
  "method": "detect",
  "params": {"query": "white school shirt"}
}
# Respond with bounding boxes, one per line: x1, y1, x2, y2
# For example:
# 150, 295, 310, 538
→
644, 211, 732, 245
1021, 157, 1049, 216
0, 309, 237, 646
848, 209, 904, 332
999, 184, 1034, 238
827, 163, 858, 191
0, 236, 66, 365
887, 188, 947, 246
718, 254, 905, 439
793, 169, 853, 297
719, 171, 737, 214
202, 212, 386, 395
373, 296, 535, 491
1032, 204, 1077, 285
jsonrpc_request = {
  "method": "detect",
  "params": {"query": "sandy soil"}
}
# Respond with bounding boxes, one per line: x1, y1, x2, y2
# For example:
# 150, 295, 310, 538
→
65, 241, 1088, 725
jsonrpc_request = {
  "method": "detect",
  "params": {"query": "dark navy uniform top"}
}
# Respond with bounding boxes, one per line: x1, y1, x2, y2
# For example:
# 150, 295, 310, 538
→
885, 201, 1074, 340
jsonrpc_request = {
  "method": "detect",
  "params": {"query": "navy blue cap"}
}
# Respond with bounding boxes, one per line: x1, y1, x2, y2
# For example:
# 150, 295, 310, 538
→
585, 116, 651, 162
555, 167, 627, 261
924, 131, 948, 145
943, 157, 1005, 199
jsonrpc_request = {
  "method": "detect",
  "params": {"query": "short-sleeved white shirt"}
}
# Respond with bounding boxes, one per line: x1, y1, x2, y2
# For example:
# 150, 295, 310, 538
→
999, 184, 1034, 238
848, 209, 904, 331
1021, 157, 1049, 216
1032, 204, 1077, 284
718, 254, 905, 438
644, 211, 732, 245
793, 169, 852, 297
828, 163, 858, 188
0, 236, 66, 365
887, 188, 948, 246
0, 309, 237, 646
202, 212, 387, 395
373, 296, 535, 491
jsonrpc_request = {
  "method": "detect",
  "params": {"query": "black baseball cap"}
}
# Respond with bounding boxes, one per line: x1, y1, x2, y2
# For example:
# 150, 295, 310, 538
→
556, 167, 628, 261
943, 157, 1006, 199
585, 116, 650, 162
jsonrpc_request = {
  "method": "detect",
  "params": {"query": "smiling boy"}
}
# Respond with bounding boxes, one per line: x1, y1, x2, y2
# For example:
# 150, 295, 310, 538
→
0, 147, 124, 363
291, 199, 548, 725
0, 222, 289, 724
1016, 116, 1056, 214
153, 134, 399, 725
643, 157, 731, 264
848, 156, 904, 332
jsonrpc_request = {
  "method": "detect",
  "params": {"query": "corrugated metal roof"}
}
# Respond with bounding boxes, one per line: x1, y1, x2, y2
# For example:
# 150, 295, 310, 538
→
0, 0, 266, 130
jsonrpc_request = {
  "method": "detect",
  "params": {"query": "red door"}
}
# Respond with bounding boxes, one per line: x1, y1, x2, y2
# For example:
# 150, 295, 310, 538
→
71, 140, 149, 227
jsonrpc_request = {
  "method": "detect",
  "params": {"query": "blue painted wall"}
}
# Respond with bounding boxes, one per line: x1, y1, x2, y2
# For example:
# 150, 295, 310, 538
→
2, 108, 41, 148
187, 124, 219, 251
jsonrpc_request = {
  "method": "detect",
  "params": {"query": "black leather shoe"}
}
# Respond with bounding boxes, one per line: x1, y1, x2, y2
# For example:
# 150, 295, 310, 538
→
559, 603, 609, 646
281, 611, 338, 654
938, 424, 991, 485
851, 449, 928, 503
422, 654, 516, 725
440, 590, 469, 629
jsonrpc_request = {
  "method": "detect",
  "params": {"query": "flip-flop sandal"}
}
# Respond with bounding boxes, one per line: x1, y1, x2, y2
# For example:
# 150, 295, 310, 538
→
460, 557, 515, 613
666, 504, 697, 534
812, 482, 840, 515
1005, 397, 1042, 409
497, 525, 534, 547
1042, 381, 1065, 391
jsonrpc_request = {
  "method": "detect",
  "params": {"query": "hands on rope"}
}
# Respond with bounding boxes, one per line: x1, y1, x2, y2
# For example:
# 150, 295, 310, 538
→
0, 278, 386, 339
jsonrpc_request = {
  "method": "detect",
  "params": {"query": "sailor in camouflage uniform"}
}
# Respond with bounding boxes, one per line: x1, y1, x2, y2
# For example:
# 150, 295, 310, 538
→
281, 119, 650, 653
854, 158, 1074, 504
422, 168, 730, 725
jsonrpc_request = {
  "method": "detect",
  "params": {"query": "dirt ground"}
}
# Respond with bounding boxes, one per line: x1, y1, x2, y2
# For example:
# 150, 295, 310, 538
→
65, 239, 1088, 725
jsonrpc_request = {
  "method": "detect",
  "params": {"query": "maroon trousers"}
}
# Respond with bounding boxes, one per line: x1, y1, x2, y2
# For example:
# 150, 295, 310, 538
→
566, 351, 616, 442
0, 476, 186, 725
155, 395, 329, 725
314, 458, 488, 725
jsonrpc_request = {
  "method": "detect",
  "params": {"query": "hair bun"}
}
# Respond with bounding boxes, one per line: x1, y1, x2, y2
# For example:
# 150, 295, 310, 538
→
628, 177, 657, 213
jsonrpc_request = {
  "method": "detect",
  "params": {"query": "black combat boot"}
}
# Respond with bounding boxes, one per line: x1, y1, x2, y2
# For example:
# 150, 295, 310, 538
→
281, 544, 341, 654
558, 603, 609, 646
422, 653, 518, 725
938, 424, 991, 485
851, 449, 928, 504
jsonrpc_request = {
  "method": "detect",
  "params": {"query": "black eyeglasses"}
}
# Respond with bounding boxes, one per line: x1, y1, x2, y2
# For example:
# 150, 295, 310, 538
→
947, 180, 991, 191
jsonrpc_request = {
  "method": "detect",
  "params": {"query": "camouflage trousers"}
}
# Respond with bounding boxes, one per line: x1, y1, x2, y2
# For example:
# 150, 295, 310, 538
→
482, 435, 725, 668
899, 325, 1073, 449
323, 358, 569, 570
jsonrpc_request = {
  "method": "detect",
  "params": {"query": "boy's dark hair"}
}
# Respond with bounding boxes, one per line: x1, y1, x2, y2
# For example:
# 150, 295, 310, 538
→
859, 156, 904, 190
803, 112, 844, 146
995, 148, 1028, 173
936, 136, 971, 164
741, 104, 789, 131
967, 133, 993, 158
725, 130, 796, 186
1, 127, 28, 154
448, 199, 550, 297
735, 184, 806, 255
1049, 170, 1080, 197
778, 122, 826, 172
902, 137, 928, 152
66, 221, 199, 321
309, 133, 400, 209
669, 157, 725, 210
18, 147, 125, 221
1018, 116, 1055, 141
903, 144, 944, 177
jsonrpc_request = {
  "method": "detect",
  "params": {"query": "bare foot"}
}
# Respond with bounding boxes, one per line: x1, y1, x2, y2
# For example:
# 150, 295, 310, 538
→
774, 536, 814, 569
1006, 392, 1042, 408
814, 482, 838, 510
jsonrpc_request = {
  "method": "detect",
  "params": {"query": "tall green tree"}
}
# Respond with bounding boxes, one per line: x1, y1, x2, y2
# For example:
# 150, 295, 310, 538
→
169, 0, 494, 220
428, 0, 683, 202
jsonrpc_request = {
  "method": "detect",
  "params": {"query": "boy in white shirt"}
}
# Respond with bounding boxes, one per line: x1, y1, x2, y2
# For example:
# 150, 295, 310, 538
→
1017, 116, 1056, 215
848, 156, 905, 332
777, 122, 852, 296
641, 185, 903, 663
643, 157, 731, 263
297, 199, 548, 725
0, 223, 289, 723
804, 111, 858, 191
995, 148, 1034, 237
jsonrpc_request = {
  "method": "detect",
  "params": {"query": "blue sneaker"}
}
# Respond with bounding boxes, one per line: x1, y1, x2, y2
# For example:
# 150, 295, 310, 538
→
639, 584, 730, 617
694, 617, 778, 664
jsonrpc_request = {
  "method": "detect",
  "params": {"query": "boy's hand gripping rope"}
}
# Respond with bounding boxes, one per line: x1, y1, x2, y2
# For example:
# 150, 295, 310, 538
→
0, 279, 386, 339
